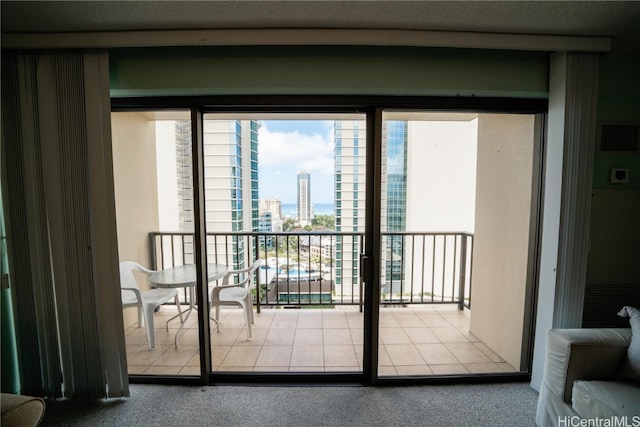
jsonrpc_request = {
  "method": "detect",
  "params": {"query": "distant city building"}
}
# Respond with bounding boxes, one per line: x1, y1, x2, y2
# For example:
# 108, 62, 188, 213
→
334, 120, 366, 289
259, 211, 272, 232
202, 119, 259, 235
156, 120, 193, 233
297, 171, 312, 227
157, 119, 259, 269
259, 197, 283, 232
382, 121, 408, 282
258, 211, 274, 249
299, 235, 334, 261
203, 119, 259, 268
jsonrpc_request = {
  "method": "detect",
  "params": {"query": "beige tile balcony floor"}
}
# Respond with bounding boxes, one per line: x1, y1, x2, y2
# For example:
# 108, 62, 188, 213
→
124, 304, 517, 376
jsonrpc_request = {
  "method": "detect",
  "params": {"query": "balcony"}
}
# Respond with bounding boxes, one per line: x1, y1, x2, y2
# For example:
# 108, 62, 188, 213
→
123, 231, 517, 376
125, 304, 516, 375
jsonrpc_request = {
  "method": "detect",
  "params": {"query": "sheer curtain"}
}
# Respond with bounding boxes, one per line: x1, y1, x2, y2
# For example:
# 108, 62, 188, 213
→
1, 49, 128, 398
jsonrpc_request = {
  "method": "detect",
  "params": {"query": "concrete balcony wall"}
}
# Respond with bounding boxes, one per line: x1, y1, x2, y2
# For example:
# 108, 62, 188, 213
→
112, 112, 160, 327
470, 114, 535, 369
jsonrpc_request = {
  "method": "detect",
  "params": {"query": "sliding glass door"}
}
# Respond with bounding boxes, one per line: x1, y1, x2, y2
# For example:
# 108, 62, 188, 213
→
201, 113, 367, 375
111, 99, 544, 384
112, 110, 204, 376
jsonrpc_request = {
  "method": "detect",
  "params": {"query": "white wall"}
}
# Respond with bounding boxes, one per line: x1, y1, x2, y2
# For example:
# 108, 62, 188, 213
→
406, 118, 478, 233
404, 117, 477, 299
470, 114, 535, 369
111, 112, 161, 327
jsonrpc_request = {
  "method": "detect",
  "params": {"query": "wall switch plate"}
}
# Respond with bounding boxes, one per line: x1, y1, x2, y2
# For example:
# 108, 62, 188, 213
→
610, 168, 629, 184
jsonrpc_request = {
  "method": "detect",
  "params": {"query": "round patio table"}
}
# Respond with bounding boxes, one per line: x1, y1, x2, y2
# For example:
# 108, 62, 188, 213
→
150, 263, 228, 347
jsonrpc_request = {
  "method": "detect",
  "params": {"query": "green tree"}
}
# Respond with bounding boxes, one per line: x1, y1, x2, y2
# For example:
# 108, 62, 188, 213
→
282, 217, 297, 232
311, 214, 335, 230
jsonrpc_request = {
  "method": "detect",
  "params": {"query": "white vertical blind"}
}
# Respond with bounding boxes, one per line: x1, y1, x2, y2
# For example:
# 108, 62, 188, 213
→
2, 51, 63, 397
83, 51, 130, 397
551, 52, 600, 329
1, 49, 128, 398
531, 51, 600, 391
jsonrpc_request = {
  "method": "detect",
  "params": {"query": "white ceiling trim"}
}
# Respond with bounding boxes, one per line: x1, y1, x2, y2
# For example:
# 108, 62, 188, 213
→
1, 28, 611, 52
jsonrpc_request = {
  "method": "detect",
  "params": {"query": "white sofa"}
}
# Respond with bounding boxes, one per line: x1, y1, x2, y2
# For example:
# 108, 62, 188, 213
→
536, 328, 640, 426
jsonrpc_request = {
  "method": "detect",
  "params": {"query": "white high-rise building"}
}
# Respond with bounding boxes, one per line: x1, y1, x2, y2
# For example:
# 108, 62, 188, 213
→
297, 171, 312, 227
333, 119, 410, 293
334, 120, 366, 290
202, 119, 259, 234
333, 116, 477, 296
156, 118, 260, 269
156, 120, 190, 232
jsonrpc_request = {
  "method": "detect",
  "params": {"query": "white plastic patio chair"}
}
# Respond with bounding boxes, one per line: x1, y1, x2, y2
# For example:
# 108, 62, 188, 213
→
209, 259, 261, 341
119, 261, 183, 350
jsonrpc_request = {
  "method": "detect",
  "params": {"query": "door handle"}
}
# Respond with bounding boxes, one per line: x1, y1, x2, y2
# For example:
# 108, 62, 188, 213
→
359, 253, 370, 281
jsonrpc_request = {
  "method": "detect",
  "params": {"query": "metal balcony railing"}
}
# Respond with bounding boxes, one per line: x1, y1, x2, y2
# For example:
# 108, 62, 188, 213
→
148, 231, 473, 311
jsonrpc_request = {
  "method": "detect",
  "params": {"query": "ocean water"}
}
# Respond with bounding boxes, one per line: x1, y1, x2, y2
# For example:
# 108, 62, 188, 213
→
281, 203, 334, 217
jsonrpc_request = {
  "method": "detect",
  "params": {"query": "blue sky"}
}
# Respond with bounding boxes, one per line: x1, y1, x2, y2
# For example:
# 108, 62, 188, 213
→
258, 120, 335, 204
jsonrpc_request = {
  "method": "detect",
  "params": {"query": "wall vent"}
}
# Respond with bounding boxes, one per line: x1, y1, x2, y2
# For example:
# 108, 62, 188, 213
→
582, 283, 639, 328
598, 124, 639, 153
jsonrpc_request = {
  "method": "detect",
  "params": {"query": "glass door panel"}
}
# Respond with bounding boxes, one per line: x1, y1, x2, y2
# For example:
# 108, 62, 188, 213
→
201, 113, 366, 374
378, 111, 538, 377
112, 110, 202, 376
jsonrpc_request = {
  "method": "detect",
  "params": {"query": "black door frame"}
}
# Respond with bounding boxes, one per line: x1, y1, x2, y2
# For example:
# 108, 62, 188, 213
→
112, 95, 547, 386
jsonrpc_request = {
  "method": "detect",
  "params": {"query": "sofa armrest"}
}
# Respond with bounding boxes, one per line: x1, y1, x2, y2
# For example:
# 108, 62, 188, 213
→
543, 328, 631, 404
1, 393, 45, 427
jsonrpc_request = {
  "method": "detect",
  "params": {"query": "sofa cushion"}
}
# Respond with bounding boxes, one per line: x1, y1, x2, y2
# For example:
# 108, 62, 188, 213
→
618, 306, 640, 381
572, 380, 640, 419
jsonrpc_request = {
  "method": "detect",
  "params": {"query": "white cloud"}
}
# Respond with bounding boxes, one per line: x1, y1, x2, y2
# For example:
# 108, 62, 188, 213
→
258, 123, 334, 176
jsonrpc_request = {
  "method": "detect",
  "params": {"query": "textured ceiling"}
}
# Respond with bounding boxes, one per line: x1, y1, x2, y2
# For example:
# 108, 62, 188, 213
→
3, 1, 640, 50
